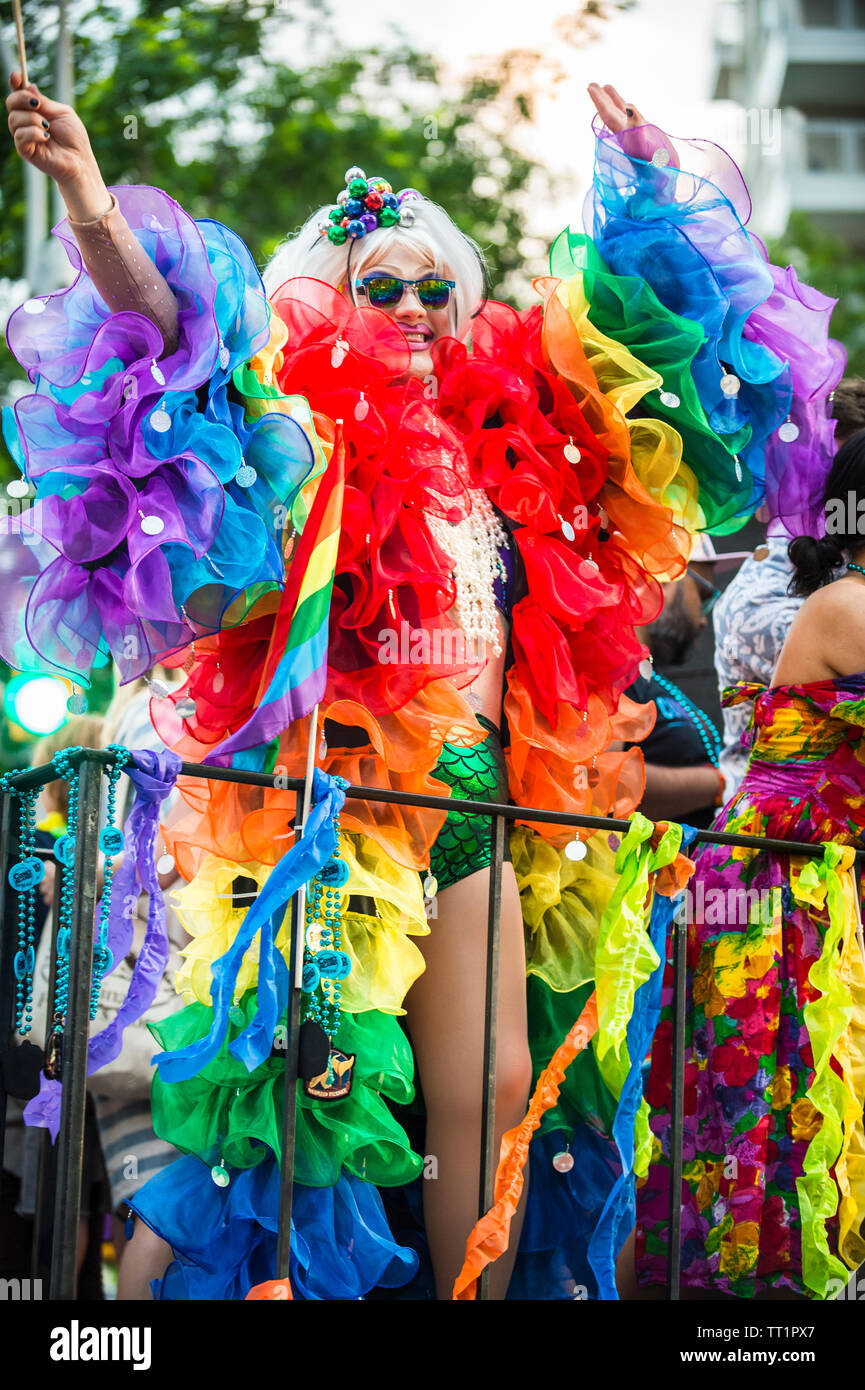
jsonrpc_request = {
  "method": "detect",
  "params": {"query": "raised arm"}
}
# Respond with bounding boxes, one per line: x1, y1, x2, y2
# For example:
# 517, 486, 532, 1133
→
6, 72, 179, 355
586, 81, 678, 168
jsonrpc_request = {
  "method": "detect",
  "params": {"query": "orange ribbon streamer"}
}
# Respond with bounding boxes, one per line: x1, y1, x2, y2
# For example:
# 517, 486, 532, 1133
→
651, 822, 696, 899
245, 1277, 294, 1300
452, 991, 600, 1299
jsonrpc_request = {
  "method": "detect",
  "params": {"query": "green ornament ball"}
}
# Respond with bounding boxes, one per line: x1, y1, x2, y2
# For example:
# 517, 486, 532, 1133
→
328, 226, 348, 245
348, 177, 368, 198
378, 206, 399, 227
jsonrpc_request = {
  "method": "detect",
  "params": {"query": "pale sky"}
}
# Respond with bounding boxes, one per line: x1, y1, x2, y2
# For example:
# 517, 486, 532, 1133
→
313, 0, 739, 245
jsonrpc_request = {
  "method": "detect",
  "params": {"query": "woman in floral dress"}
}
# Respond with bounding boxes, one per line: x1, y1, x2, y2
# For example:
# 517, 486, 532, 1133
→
635, 428, 865, 1300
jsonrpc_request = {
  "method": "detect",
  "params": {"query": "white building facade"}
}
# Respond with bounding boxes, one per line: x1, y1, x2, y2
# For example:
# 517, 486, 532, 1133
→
712, 0, 865, 245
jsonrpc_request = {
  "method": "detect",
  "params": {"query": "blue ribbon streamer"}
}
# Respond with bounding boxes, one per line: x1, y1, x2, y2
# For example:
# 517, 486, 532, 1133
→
155, 768, 346, 1084
587, 823, 699, 1299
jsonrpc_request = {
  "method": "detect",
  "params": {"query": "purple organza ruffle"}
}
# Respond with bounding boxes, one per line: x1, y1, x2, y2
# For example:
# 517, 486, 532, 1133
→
1, 185, 310, 684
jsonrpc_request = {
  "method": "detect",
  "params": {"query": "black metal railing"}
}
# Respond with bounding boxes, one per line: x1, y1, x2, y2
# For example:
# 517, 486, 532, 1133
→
0, 747, 861, 1301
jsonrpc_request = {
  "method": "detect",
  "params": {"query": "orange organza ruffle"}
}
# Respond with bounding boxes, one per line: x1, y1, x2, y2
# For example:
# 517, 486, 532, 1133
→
161, 677, 486, 882
536, 274, 692, 583
452, 991, 600, 1300
245, 1277, 293, 1300
651, 821, 697, 898
504, 671, 651, 842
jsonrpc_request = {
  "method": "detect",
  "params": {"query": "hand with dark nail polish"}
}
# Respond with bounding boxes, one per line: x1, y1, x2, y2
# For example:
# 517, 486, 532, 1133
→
7, 74, 110, 213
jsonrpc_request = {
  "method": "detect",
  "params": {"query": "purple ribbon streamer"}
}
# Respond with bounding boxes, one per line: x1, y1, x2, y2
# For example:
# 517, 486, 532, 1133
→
24, 748, 182, 1141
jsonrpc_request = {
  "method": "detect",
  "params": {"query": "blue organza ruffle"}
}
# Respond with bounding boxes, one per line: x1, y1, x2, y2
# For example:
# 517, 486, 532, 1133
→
131, 1153, 419, 1301
586, 121, 844, 536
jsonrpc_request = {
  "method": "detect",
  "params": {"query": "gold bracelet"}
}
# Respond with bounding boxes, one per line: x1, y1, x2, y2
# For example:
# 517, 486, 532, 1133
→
68, 192, 117, 228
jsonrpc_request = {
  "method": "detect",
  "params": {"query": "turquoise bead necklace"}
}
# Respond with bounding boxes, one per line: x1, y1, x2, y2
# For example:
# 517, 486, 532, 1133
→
1, 759, 47, 1037
650, 669, 721, 768
7, 780, 41, 1036
90, 745, 130, 1017
847, 561, 865, 579
0, 744, 133, 1076
45, 746, 82, 1076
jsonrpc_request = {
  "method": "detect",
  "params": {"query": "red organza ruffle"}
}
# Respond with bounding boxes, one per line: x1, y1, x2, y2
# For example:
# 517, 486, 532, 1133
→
159, 274, 690, 872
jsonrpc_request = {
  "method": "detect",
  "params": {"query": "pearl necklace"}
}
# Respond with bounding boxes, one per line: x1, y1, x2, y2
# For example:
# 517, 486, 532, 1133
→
426, 490, 508, 657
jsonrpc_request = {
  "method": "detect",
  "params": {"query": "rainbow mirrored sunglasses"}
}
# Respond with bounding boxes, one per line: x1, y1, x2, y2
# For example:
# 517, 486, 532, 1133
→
354, 275, 456, 309
320, 166, 423, 244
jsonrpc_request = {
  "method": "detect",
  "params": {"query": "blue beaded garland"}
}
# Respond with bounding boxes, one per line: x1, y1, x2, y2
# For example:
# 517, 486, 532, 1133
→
9, 856, 44, 892
12, 786, 39, 1035
301, 785, 351, 1042
89, 745, 130, 1017
55, 834, 75, 867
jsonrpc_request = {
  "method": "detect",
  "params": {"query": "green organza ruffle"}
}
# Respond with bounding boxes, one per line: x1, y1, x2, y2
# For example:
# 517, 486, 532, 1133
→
593, 815, 683, 1175
527, 977, 617, 1140
550, 229, 752, 535
149, 992, 422, 1189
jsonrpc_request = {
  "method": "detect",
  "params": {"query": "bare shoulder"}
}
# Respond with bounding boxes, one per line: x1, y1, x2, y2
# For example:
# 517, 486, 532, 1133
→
807, 577, 865, 662
805, 576, 865, 623
774, 576, 865, 683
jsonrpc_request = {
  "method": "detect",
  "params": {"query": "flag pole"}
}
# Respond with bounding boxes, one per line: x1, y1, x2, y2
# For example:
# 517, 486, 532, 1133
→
12, 0, 28, 86
275, 420, 343, 1282
291, 414, 342, 981
293, 701, 320, 987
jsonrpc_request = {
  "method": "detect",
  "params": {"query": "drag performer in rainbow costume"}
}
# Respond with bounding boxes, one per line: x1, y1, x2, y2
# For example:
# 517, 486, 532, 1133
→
3, 73, 856, 1299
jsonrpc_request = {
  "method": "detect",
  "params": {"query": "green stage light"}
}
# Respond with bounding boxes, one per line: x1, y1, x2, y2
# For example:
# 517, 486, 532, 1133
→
3, 674, 69, 736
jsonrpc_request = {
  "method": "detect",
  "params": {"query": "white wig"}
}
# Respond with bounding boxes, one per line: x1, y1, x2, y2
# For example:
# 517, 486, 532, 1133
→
263, 196, 488, 343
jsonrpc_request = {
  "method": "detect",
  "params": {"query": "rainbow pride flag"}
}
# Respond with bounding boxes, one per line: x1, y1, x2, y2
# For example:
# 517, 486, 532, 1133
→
214, 428, 346, 757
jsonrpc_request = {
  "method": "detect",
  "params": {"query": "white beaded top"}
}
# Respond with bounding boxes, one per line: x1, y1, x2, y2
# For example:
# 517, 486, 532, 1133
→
426, 489, 509, 658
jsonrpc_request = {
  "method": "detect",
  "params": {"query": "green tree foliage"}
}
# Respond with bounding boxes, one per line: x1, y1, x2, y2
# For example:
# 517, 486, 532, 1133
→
767, 211, 865, 379
0, 0, 636, 471
1, 0, 559, 292
0, 0, 625, 756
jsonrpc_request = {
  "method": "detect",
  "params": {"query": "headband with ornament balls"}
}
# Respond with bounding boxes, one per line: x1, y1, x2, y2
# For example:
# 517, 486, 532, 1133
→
321, 166, 423, 244
318, 164, 491, 320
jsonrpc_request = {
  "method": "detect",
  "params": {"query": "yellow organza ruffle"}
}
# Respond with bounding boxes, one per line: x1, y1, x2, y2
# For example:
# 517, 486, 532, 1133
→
835, 868, 865, 1274
171, 857, 276, 1006
791, 845, 865, 1295
555, 273, 704, 544
513, 824, 619, 994
171, 829, 428, 1016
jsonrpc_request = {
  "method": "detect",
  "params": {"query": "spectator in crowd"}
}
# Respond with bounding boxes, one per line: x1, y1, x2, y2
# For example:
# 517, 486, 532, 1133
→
713, 378, 865, 796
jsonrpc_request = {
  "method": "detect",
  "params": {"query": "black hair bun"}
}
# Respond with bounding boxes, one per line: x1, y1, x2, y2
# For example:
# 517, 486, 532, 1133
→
788, 533, 845, 597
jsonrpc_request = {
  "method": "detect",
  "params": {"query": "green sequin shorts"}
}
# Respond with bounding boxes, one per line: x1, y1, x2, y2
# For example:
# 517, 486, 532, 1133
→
427, 714, 512, 893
